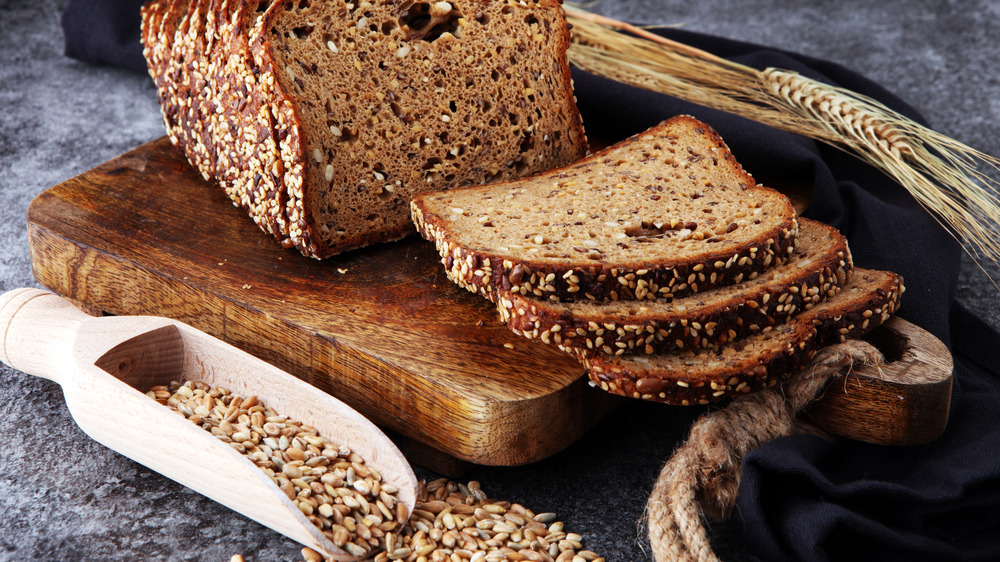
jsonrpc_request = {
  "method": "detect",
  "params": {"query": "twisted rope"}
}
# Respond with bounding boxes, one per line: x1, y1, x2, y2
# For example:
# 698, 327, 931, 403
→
646, 340, 884, 562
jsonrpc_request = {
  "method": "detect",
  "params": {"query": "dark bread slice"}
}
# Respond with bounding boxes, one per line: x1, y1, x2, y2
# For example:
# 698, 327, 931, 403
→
497, 218, 852, 355
411, 115, 798, 304
141, 0, 588, 258
577, 268, 904, 405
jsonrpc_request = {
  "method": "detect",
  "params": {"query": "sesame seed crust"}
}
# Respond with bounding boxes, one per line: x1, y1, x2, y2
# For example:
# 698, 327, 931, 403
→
142, 0, 588, 259
415, 213, 798, 304
576, 268, 904, 405
142, 0, 294, 246
494, 218, 852, 355
583, 322, 818, 406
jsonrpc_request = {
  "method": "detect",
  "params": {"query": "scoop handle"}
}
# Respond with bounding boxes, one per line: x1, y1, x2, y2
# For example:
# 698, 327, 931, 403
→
0, 288, 90, 383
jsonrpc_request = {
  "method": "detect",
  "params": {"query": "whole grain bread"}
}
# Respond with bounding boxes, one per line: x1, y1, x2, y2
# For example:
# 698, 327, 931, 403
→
497, 218, 852, 355
578, 268, 904, 405
141, 0, 588, 258
411, 115, 798, 303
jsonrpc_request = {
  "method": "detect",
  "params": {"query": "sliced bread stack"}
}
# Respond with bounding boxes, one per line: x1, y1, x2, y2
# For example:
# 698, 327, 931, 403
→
411, 115, 904, 405
141, 0, 587, 259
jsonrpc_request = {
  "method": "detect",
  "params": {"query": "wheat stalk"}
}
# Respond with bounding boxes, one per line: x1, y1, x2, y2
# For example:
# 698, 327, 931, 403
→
565, 6, 1000, 276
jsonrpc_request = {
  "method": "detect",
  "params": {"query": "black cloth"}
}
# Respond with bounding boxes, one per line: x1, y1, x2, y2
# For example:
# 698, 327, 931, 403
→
62, 0, 149, 73
62, 2, 1000, 560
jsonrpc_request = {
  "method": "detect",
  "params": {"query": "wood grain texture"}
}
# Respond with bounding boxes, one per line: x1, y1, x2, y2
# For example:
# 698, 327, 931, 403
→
0, 288, 417, 561
27, 137, 623, 467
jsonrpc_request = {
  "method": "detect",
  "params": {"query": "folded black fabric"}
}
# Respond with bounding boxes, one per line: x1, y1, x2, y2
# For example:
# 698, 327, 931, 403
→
739, 310, 1000, 561
61, 2, 1000, 560
62, 0, 149, 73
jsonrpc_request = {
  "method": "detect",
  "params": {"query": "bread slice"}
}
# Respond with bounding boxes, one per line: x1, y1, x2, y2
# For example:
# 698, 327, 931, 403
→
141, 0, 588, 258
578, 268, 904, 405
411, 115, 798, 304
497, 218, 852, 355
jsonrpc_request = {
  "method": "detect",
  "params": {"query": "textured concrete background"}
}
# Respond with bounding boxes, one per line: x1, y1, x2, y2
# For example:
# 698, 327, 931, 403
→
2, 0, 999, 560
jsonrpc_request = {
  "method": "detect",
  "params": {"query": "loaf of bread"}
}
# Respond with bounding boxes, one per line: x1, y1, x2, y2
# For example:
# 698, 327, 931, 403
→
140, 0, 588, 258
497, 218, 853, 355
411, 115, 798, 303
578, 268, 904, 405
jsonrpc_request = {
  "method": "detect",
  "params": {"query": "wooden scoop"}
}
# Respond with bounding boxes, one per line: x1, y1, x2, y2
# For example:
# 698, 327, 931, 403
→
0, 287, 418, 561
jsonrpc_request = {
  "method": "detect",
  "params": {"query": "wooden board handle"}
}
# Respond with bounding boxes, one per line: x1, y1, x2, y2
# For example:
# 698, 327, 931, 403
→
0, 287, 92, 383
807, 317, 954, 446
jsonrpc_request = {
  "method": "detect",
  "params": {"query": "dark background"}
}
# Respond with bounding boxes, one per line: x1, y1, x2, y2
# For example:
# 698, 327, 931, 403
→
2, 1, 999, 560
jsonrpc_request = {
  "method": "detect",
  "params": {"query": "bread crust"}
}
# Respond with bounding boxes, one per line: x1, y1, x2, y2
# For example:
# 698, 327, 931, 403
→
497, 218, 853, 355
578, 268, 904, 405
143, 0, 296, 246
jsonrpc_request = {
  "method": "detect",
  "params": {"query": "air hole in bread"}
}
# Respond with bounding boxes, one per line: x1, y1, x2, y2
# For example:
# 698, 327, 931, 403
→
399, 1, 463, 42
518, 134, 534, 154
292, 25, 313, 38
328, 124, 358, 144
624, 221, 675, 241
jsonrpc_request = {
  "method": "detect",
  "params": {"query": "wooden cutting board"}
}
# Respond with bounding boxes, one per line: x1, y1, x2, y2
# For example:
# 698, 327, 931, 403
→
27, 137, 954, 469
27, 136, 622, 468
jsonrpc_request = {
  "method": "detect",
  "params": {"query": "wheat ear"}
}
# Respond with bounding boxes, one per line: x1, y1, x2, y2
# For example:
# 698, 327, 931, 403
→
565, 6, 1000, 276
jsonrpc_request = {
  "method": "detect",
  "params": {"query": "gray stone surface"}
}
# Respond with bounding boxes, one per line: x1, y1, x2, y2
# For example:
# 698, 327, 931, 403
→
2, 0, 999, 560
